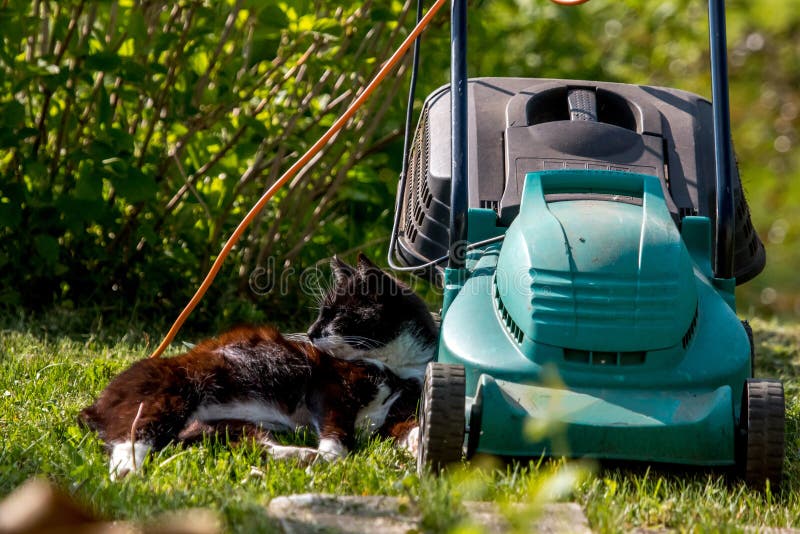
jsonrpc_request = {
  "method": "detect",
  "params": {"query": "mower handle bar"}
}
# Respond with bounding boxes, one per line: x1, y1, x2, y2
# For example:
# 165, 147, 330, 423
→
444, 0, 735, 279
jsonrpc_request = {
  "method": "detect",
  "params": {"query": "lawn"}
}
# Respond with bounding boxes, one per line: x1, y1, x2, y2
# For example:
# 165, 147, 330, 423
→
0, 315, 798, 532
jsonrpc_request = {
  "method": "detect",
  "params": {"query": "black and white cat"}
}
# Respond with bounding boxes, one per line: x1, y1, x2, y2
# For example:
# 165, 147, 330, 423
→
79, 254, 438, 479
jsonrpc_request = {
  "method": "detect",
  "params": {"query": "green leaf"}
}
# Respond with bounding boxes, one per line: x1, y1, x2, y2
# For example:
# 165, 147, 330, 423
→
249, 37, 280, 66
25, 161, 47, 182
105, 128, 135, 155
256, 5, 289, 30
0, 201, 22, 228
339, 186, 374, 203
0, 100, 26, 127
126, 10, 148, 42
56, 197, 105, 228
87, 139, 115, 162
242, 116, 269, 138
17, 127, 38, 139
120, 58, 147, 83
137, 222, 159, 247
34, 235, 60, 266
0, 7, 27, 43
370, 6, 395, 22
97, 84, 111, 126
153, 32, 179, 54
0, 130, 19, 149
85, 52, 121, 72
74, 164, 103, 200
109, 167, 159, 203
312, 17, 341, 35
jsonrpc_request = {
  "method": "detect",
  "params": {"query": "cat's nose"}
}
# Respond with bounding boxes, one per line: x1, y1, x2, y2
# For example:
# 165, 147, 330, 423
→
307, 324, 321, 342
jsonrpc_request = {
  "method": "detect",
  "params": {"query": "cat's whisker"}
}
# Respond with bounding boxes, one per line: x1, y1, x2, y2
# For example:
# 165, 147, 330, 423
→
313, 278, 326, 295
340, 336, 383, 350
318, 272, 332, 292
341, 335, 382, 345
283, 332, 310, 342
314, 281, 329, 301
352, 336, 381, 344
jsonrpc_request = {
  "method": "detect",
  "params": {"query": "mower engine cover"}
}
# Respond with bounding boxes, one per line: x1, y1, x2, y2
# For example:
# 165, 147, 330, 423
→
437, 170, 750, 465
496, 170, 696, 353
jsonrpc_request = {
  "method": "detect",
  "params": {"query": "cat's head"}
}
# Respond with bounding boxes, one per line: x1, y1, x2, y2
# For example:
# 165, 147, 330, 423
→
307, 253, 438, 368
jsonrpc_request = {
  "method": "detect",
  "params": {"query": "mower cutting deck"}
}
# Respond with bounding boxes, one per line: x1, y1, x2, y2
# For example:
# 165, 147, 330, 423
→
393, 1, 785, 487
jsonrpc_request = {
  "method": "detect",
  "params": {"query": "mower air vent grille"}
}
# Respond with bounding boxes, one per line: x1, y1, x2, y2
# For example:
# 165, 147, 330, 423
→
682, 306, 699, 349
480, 200, 499, 213
735, 191, 762, 266
402, 109, 434, 246
563, 348, 646, 366
530, 270, 681, 328
495, 284, 524, 345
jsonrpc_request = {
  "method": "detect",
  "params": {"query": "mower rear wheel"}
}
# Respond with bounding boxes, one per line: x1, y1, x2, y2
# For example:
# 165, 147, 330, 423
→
737, 379, 785, 488
417, 363, 465, 474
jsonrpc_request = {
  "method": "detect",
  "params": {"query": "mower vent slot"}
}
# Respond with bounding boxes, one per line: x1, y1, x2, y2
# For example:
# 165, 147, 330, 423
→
402, 108, 433, 246
735, 191, 762, 264
494, 285, 524, 345
480, 199, 499, 213
563, 348, 646, 366
682, 306, 699, 349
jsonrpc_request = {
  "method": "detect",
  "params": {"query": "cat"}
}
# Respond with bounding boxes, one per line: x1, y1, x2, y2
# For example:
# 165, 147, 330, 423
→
79, 254, 438, 480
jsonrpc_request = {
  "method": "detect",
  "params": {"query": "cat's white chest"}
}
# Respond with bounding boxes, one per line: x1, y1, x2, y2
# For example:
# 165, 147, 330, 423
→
364, 330, 433, 381
356, 384, 401, 433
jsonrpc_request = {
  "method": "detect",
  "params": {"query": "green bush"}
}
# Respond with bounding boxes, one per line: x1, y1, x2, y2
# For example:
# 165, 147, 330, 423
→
1, 0, 798, 329
0, 0, 417, 327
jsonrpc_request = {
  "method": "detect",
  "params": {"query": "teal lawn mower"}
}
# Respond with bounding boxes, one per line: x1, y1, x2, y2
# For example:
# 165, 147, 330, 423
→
389, 0, 785, 486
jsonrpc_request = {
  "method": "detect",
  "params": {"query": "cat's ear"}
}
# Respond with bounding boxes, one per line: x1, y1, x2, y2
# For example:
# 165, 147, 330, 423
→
331, 255, 356, 285
357, 253, 393, 299
356, 252, 380, 274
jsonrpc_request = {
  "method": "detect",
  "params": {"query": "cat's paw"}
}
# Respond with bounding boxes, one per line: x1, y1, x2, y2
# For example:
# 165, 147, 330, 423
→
400, 426, 419, 457
316, 438, 347, 461
109, 441, 152, 481
262, 442, 319, 466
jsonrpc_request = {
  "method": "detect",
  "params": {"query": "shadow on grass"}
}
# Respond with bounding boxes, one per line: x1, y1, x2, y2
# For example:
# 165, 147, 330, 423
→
0, 305, 310, 355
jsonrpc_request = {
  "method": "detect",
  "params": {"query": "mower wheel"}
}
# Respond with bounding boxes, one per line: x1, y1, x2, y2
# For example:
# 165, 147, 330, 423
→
742, 320, 755, 376
737, 379, 785, 488
417, 362, 465, 475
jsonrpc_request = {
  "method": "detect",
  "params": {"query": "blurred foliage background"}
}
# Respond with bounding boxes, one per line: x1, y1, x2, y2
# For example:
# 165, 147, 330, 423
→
0, 0, 797, 331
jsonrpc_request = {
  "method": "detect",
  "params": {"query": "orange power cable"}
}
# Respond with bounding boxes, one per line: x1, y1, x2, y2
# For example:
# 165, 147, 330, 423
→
149, 0, 448, 358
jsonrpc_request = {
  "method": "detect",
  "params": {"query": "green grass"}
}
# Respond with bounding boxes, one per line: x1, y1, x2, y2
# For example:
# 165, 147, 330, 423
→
1, 316, 798, 532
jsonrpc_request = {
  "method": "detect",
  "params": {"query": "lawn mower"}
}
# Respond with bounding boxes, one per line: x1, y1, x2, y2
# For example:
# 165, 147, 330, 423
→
389, 0, 785, 486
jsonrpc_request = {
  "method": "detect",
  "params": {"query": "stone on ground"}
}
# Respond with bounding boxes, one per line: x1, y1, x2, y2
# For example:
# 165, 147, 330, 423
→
266, 493, 592, 533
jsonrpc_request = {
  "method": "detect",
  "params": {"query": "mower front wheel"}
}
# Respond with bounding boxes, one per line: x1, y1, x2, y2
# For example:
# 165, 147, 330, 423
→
417, 363, 466, 475
737, 379, 785, 488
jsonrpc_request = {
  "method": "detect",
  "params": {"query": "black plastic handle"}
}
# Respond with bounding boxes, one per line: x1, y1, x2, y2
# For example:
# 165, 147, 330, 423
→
448, 0, 469, 269
709, 0, 735, 279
